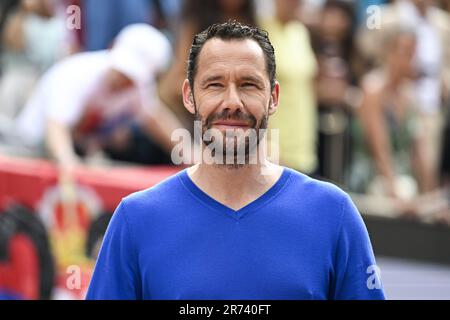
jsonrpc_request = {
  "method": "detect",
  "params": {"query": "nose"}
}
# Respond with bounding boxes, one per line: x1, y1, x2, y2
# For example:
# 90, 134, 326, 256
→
222, 84, 244, 113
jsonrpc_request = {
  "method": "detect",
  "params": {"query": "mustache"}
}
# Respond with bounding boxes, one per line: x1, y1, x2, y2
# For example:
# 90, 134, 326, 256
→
204, 110, 257, 129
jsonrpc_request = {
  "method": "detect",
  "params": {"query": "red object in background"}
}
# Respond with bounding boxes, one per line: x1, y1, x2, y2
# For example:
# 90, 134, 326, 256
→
0, 155, 181, 213
0, 154, 181, 299
0, 234, 40, 300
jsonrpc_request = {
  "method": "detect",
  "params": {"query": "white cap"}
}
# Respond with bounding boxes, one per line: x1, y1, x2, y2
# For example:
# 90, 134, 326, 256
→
110, 24, 172, 85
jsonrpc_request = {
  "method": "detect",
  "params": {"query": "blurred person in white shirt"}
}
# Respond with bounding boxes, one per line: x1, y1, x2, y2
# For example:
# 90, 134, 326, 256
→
15, 24, 185, 172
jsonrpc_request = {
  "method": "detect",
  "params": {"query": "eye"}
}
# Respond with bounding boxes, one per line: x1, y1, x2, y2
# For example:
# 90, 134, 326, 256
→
242, 82, 257, 88
207, 83, 223, 88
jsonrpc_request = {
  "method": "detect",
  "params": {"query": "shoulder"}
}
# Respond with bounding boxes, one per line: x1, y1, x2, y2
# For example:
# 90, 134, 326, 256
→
285, 168, 351, 210
281, 168, 362, 232
38, 51, 110, 102
119, 169, 186, 217
289, 170, 367, 236
47, 51, 108, 79
359, 71, 385, 111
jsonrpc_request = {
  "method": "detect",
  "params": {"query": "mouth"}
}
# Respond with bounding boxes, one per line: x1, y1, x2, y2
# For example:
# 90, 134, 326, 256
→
211, 120, 250, 130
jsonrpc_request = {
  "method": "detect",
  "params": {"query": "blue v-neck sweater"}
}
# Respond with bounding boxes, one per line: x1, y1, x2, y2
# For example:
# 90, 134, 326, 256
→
86, 167, 385, 300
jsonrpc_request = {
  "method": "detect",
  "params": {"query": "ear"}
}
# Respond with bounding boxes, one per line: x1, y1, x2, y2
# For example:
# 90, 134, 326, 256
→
268, 81, 280, 116
182, 79, 195, 115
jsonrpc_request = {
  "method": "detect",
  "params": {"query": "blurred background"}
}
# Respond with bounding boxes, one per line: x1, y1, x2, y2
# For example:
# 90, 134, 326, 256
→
0, 0, 449, 300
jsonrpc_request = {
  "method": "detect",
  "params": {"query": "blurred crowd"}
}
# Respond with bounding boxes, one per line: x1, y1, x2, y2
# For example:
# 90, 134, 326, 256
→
1, 0, 450, 219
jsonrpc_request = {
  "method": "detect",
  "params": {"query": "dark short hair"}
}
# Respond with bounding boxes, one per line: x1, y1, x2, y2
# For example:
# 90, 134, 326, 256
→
187, 20, 276, 91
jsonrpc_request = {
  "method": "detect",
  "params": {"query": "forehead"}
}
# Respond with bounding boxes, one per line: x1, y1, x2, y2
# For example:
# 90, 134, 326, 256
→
196, 38, 267, 79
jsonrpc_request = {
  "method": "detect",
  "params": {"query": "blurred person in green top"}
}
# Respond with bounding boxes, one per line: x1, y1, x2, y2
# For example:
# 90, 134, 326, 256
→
260, 0, 318, 174
351, 29, 433, 206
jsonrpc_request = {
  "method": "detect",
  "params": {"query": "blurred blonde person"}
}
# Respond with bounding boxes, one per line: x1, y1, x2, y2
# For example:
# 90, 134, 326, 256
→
353, 30, 433, 206
357, 0, 450, 190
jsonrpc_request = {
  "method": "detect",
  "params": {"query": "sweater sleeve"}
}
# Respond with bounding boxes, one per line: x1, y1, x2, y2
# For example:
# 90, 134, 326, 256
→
86, 200, 142, 300
330, 194, 386, 300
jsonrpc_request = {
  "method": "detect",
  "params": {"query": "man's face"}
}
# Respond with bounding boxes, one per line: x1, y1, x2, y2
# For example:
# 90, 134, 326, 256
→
182, 38, 279, 164
321, 7, 351, 41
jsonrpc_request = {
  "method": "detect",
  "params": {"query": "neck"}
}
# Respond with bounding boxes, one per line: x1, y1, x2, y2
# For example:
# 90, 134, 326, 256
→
196, 161, 270, 183
188, 159, 283, 209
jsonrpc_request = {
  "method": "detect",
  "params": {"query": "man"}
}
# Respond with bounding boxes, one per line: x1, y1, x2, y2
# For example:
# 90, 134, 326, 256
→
15, 23, 183, 168
86, 21, 385, 300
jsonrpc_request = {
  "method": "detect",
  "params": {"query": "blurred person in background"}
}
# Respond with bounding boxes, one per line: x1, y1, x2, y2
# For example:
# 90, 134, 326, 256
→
81, 0, 157, 51
310, 0, 361, 185
260, 0, 318, 175
441, 106, 450, 187
150, 0, 183, 36
357, 0, 450, 193
438, 0, 450, 11
297, 0, 328, 28
351, 29, 433, 209
159, 0, 257, 132
0, 0, 70, 140
14, 24, 184, 172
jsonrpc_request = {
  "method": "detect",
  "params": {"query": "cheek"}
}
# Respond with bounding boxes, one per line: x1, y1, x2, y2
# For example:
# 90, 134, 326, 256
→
242, 92, 269, 114
195, 92, 222, 116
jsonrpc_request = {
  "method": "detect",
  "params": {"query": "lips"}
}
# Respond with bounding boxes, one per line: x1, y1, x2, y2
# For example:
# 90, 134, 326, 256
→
212, 120, 250, 128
